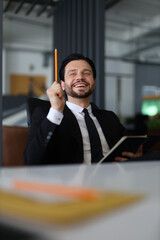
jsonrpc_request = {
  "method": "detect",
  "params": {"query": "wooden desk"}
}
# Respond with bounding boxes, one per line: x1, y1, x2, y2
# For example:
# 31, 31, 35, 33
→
0, 161, 160, 240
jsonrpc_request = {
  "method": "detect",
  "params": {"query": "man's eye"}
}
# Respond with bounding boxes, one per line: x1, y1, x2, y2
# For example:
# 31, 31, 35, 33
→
84, 72, 90, 75
69, 73, 76, 76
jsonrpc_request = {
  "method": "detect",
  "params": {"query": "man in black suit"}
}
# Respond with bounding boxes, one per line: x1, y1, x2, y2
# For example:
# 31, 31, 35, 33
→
24, 53, 142, 165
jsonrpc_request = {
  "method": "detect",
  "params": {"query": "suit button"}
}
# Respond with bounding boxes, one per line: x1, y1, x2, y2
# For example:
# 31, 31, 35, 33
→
46, 135, 51, 140
48, 131, 53, 136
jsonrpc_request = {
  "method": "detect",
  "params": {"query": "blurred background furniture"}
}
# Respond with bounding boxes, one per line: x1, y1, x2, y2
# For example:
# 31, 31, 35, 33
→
2, 125, 28, 166
26, 97, 50, 127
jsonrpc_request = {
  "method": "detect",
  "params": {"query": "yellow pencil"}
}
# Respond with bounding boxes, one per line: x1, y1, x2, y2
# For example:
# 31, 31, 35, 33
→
55, 48, 58, 82
13, 179, 100, 200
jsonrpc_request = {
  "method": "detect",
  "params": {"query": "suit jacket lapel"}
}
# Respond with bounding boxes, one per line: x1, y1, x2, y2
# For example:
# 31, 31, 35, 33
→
92, 107, 114, 149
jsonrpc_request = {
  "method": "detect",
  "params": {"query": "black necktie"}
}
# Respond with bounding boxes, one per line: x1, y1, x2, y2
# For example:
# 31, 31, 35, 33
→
83, 108, 103, 162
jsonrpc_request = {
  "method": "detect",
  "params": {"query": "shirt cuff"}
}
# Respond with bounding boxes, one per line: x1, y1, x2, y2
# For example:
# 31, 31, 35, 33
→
47, 107, 63, 125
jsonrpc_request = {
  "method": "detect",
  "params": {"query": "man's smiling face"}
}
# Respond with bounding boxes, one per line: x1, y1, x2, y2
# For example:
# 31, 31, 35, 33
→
61, 60, 95, 99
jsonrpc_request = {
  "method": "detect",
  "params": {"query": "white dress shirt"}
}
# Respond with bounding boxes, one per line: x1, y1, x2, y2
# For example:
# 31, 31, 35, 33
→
47, 102, 110, 164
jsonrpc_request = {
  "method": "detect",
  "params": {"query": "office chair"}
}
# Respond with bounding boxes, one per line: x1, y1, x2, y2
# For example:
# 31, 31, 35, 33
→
2, 125, 28, 166
26, 97, 50, 127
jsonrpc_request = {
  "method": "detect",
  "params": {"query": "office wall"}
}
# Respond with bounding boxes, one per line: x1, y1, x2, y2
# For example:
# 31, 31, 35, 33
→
105, 59, 135, 117
3, 16, 52, 49
3, 15, 53, 95
3, 50, 52, 94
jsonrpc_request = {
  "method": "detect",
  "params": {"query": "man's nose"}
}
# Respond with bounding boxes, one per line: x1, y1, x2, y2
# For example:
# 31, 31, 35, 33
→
76, 72, 83, 80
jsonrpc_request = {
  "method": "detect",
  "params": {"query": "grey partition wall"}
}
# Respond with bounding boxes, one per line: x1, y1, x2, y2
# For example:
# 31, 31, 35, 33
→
54, 0, 105, 108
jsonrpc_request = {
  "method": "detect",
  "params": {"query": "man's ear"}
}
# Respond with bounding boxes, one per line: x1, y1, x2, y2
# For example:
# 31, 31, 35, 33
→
61, 80, 67, 100
61, 80, 65, 90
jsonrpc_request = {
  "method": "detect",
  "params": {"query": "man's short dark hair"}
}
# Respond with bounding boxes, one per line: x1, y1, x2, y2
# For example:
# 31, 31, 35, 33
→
59, 53, 96, 81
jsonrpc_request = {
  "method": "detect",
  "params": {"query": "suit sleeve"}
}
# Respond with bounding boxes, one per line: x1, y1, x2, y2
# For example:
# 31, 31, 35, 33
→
24, 107, 57, 165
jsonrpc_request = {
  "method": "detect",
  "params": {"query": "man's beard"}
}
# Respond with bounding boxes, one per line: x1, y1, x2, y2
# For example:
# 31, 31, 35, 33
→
64, 83, 95, 99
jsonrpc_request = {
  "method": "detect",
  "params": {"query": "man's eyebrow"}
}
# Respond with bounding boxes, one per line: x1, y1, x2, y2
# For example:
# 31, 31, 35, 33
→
67, 69, 77, 73
83, 69, 92, 72
66, 68, 92, 74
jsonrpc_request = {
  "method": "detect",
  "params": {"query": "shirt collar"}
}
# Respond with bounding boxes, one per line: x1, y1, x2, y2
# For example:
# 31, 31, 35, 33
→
66, 101, 92, 114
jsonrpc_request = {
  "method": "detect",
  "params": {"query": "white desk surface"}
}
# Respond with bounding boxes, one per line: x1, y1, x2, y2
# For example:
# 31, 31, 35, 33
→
0, 161, 160, 240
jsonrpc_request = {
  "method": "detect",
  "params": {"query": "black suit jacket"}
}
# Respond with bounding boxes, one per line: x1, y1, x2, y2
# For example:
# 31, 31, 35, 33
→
24, 104, 127, 165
